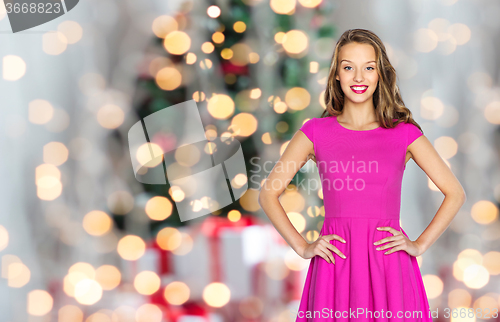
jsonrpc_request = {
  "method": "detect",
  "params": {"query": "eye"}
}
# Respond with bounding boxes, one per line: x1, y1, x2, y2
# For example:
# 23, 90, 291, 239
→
367, 67, 375, 70
344, 66, 352, 70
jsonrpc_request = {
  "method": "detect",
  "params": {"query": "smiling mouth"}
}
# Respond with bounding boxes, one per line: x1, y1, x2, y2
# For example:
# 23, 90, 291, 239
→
350, 86, 368, 94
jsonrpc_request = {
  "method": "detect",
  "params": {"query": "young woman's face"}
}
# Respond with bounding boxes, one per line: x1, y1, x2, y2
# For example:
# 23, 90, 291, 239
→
335, 42, 379, 104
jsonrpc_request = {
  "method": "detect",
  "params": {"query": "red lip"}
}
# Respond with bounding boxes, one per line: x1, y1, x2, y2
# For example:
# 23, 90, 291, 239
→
350, 85, 368, 94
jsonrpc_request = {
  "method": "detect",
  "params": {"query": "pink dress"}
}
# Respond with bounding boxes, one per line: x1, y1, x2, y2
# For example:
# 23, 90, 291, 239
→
296, 115, 431, 321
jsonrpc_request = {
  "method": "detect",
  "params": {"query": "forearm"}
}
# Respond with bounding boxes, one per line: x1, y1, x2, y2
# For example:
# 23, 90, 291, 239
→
415, 190, 466, 254
258, 192, 309, 257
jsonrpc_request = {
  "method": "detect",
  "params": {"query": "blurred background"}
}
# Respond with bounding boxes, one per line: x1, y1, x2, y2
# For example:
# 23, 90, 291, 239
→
1, 0, 500, 321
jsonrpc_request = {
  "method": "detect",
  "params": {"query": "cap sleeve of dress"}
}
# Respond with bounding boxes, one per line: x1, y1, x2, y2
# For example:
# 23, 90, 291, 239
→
407, 122, 423, 147
299, 118, 315, 143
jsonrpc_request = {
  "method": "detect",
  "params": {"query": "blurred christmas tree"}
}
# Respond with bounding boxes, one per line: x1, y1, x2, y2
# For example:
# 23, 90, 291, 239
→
124, 0, 337, 234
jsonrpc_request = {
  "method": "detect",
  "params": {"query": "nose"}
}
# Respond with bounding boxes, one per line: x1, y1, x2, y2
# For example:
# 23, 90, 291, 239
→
354, 69, 364, 82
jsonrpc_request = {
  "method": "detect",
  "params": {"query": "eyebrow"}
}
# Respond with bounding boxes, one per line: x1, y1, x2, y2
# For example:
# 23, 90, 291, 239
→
340, 59, 376, 64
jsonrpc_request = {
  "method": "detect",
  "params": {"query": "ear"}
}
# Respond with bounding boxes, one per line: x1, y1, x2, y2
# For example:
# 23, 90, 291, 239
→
336, 75, 339, 81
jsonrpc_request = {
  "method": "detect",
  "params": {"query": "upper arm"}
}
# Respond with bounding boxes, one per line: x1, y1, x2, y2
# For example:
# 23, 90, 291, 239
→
407, 130, 465, 197
259, 128, 314, 199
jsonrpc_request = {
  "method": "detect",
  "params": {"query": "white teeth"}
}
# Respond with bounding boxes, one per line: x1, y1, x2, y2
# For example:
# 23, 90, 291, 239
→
352, 86, 367, 90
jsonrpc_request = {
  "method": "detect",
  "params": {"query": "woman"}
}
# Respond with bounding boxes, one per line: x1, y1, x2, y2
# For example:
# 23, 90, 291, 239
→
258, 29, 466, 321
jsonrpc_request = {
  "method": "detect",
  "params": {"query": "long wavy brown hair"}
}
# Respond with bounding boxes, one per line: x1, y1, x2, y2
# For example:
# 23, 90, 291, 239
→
321, 28, 422, 133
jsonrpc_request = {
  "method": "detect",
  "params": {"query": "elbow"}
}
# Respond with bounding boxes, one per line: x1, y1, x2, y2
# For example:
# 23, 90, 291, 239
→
258, 188, 277, 210
257, 189, 266, 208
460, 189, 467, 205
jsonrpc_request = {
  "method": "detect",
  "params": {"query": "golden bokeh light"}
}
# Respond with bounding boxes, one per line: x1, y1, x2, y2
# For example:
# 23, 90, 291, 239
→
171, 232, 193, 256
212, 31, 224, 44
203, 282, 231, 308
274, 31, 285, 44
145, 196, 173, 221
262, 132, 272, 144
249, 88, 261, 99
239, 188, 261, 212
134, 271, 161, 295
221, 48, 233, 60
227, 210, 241, 222
97, 104, 125, 129
473, 295, 498, 318
207, 5, 221, 18
155, 67, 182, 90
230, 113, 258, 136
152, 15, 178, 38
274, 101, 287, 113
413, 28, 439, 53
156, 227, 182, 251
164, 281, 190, 305
233, 21, 246, 33
74, 279, 103, 305
163, 31, 191, 55
136, 142, 164, 168
192, 91, 205, 102
276, 121, 289, 133
307, 229, 320, 241
422, 274, 443, 299
420, 96, 444, 120
270, 0, 296, 14
232, 173, 247, 190
285, 87, 310, 110
58, 305, 84, 322
43, 141, 69, 166
95, 265, 121, 290
200, 58, 213, 70
229, 43, 252, 66
43, 31, 68, 55
168, 185, 185, 202
186, 52, 197, 64
148, 56, 171, 77
484, 101, 500, 125
282, 30, 308, 55
57, 21, 83, 44
310, 61, 319, 73
112, 306, 136, 321
298, 0, 322, 8
448, 23, 471, 45
136, 304, 163, 322
117, 235, 146, 261
463, 264, 489, 289
306, 206, 322, 218
69, 262, 96, 279
27, 290, 53, 316
279, 141, 290, 156
29, 99, 54, 124
471, 200, 498, 225
434, 136, 458, 159
2, 254, 21, 278
448, 288, 471, 309
0, 225, 8, 251
201, 42, 215, 54
3, 55, 26, 81
35, 163, 61, 184
482, 251, 500, 275
280, 189, 305, 213
7, 262, 31, 288
175, 144, 201, 167
86, 312, 111, 322
207, 94, 235, 119
36, 171, 62, 200
286, 212, 306, 233
82, 211, 113, 236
